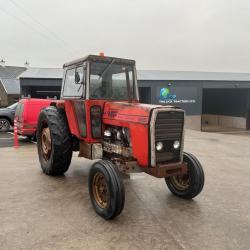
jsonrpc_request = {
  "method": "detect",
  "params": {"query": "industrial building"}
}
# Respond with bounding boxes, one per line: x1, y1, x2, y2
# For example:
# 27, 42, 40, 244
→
18, 67, 250, 131
0, 62, 249, 131
0, 63, 26, 107
137, 70, 250, 131
19, 67, 62, 99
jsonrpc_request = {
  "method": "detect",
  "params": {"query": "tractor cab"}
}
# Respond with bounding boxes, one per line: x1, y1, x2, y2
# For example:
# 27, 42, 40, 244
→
61, 55, 139, 102
59, 55, 140, 143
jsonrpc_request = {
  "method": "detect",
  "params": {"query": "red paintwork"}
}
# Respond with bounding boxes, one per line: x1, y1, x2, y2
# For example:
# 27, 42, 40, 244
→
63, 100, 162, 167
16, 98, 55, 136
64, 100, 79, 137
64, 99, 108, 143
103, 102, 162, 167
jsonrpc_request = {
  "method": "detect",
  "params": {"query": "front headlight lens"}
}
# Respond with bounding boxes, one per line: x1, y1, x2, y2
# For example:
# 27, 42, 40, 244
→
104, 129, 111, 137
156, 142, 163, 151
173, 140, 180, 149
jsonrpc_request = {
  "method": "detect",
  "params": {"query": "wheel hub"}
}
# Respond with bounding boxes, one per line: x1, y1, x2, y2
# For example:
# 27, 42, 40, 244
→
41, 127, 51, 160
0, 119, 9, 130
92, 172, 109, 209
171, 174, 190, 191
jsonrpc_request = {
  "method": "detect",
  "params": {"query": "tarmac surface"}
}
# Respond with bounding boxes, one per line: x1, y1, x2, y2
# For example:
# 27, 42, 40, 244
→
0, 130, 250, 250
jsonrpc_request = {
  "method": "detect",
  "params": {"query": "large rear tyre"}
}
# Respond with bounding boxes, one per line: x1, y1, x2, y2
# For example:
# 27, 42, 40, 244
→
165, 152, 204, 199
37, 107, 72, 176
88, 160, 125, 220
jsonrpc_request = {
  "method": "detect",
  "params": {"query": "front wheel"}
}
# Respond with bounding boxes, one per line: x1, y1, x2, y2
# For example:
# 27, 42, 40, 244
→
165, 152, 205, 199
88, 160, 125, 220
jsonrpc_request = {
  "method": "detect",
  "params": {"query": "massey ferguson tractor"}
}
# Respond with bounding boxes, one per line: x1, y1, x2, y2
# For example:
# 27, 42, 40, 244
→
37, 54, 205, 220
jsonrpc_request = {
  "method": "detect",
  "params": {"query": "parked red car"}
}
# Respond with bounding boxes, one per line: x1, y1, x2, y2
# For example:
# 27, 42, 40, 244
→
15, 98, 56, 139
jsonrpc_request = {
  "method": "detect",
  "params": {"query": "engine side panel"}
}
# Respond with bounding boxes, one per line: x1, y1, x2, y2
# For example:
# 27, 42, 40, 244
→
102, 101, 158, 125
129, 123, 149, 167
103, 102, 151, 167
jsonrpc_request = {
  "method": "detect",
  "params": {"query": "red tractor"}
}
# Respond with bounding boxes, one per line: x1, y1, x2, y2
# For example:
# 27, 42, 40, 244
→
37, 55, 204, 220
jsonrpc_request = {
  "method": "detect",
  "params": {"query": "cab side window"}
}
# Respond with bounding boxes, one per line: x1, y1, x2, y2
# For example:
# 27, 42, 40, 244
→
63, 67, 84, 98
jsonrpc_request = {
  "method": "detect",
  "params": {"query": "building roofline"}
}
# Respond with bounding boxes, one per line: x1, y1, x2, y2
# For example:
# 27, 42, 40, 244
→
13, 66, 250, 82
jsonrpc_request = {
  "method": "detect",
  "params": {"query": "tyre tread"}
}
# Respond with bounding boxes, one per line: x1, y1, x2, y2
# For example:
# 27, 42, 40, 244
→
37, 107, 72, 175
88, 160, 125, 220
165, 152, 205, 199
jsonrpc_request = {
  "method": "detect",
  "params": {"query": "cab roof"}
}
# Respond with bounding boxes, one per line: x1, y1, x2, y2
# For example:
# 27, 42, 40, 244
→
63, 55, 135, 68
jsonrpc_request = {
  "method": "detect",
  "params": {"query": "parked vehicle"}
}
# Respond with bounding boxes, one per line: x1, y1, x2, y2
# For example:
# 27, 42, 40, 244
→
37, 54, 205, 220
0, 102, 18, 132
15, 98, 56, 139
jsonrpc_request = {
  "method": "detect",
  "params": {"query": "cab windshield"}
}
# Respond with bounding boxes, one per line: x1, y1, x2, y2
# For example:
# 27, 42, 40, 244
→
89, 61, 135, 100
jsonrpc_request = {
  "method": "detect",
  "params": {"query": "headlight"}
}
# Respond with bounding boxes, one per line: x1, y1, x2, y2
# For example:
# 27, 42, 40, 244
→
116, 131, 121, 140
104, 129, 111, 137
156, 142, 163, 151
173, 140, 180, 150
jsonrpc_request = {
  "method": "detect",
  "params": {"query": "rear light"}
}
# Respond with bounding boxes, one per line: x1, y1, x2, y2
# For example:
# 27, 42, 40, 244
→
90, 105, 102, 138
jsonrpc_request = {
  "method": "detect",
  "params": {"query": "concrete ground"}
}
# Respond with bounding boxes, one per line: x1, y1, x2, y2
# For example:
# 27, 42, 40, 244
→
0, 130, 250, 250
202, 125, 250, 137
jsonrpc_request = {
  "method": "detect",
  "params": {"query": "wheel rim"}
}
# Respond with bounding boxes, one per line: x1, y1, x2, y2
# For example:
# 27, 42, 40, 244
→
0, 119, 9, 131
41, 127, 51, 161
171, 173, 190, 191
92, 172, 109, 209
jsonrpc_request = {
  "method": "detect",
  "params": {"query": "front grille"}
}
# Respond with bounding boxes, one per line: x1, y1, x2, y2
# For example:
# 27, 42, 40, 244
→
155, 110, 184, 163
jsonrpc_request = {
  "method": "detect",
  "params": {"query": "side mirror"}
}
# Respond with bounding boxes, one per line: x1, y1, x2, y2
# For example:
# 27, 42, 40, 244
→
75, 71, 81, 84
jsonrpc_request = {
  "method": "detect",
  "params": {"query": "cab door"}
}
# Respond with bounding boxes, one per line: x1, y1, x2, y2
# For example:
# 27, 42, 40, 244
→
61, 65, 87, 139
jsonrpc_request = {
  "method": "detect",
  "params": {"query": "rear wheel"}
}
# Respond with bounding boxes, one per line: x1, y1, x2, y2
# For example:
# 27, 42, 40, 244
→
165, 152, 204, 199
88, 160, 125, 220
0, 118, 10, 132
37, 107, 72, 175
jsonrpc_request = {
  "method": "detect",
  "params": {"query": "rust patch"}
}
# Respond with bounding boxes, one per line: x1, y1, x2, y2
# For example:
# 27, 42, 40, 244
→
145, 162, 188, 178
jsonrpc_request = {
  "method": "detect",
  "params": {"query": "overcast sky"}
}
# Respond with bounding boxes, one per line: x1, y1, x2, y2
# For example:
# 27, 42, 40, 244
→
0, 0, 250, 72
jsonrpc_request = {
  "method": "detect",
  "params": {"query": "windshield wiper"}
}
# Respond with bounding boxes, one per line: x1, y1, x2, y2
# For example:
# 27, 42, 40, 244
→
96, 58, 115, 83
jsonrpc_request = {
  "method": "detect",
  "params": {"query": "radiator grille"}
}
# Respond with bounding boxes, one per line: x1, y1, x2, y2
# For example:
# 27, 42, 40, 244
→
155, 111, 184, 163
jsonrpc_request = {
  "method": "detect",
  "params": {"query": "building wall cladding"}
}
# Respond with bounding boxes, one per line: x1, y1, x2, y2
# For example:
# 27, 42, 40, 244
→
7, 94, 19, 105
138, 80, 203, 130
247, 90, 250, 111
138, 80, 203, 115
0, 82, 8, 107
